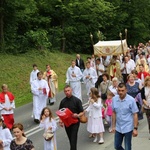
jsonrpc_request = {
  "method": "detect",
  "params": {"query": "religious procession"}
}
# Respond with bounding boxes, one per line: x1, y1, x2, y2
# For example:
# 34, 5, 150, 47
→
1, 38, 150, 150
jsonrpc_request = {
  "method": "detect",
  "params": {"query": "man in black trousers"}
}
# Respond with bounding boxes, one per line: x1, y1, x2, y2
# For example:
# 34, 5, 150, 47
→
59, 85, 84, 150
76, 54, 85, 83
76, 54, 85, 70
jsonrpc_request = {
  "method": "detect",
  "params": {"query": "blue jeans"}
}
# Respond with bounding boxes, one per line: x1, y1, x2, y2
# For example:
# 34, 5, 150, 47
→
114, 130, 132, 150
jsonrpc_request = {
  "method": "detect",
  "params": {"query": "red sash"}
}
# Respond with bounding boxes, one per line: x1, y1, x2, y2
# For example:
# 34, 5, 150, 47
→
2, 114, 14, 129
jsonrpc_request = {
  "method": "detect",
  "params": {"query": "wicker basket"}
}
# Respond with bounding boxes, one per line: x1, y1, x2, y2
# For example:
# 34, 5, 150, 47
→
43, 132, 54, 141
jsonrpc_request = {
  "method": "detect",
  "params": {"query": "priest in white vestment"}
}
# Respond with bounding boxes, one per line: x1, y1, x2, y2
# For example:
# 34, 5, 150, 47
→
65, 60, 83, 100
31, 71, 49, 123
43, 64, 58, 105
83, 62, 98, 97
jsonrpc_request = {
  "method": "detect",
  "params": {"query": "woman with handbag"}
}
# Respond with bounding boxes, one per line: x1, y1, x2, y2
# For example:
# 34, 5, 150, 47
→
141, 76, 150, 140
85, 88, 105, 144
39, 107, 57, 150
99, 73, 112, 103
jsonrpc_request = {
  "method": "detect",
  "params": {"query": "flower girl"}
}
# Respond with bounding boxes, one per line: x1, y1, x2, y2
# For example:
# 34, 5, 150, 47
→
39, 107, 57, 150
85, 87, 105, 144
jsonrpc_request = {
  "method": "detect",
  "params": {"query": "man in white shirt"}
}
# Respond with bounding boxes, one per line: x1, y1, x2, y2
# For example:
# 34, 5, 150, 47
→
30, 64, 39, 85
95, 58, 105, 88
128, 54, 136, 70
83, 61, 98, 97
121, 56, 133, 83
66, 60, 83, 100
101, 56, 111, 70
96, 58, 105, 77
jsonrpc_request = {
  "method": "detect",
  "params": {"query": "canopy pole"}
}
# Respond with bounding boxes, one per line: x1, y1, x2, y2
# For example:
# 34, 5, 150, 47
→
90, 32, 94, 45
125, 28, 128, 44
90, 32, 94, 54
119, 32, 125, 57
120, 32, 127, 76
97, 30, 101, 41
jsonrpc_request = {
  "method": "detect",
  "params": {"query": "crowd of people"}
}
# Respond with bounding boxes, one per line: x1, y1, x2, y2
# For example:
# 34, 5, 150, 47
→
0, 41, 150, 150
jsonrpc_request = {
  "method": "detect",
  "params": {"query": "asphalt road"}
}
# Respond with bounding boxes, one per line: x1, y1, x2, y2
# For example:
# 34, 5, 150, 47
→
13, 84, 150, 150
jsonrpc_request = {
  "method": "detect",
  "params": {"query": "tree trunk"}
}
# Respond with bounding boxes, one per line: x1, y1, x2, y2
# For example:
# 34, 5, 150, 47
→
0, 0, 4, 51
61, 19, 66, 53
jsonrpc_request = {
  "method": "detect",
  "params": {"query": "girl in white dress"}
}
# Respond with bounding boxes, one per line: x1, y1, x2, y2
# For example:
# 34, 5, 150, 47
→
85, 87, 105, 144
39, 107, 57, 150
0, 116, 13, 150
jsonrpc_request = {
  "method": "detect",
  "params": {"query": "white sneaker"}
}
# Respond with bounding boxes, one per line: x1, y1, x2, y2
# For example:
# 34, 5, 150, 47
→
93, 136, 97, 143
98, 138, 104, 144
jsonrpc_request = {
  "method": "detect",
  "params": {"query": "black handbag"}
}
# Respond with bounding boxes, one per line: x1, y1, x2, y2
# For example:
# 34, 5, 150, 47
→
101, 93, 107, 100
101, 81, 110, 100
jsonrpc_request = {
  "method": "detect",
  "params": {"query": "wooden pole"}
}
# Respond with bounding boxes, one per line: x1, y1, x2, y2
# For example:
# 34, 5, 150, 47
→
125, 28, 127, 45
119, 32, 124, 56
90, 32, 94, 45
97, 30, 101, 41
90, 32, 94, 55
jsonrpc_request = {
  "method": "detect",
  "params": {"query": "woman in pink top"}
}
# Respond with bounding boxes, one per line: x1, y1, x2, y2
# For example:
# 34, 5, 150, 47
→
105, 91, 114, 132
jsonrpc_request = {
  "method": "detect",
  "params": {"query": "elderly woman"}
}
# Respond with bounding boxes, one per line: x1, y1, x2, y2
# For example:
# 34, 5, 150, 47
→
131, 70, 142, 88
126, 74, 140, 98
99, 73, 112, 102
108, 77, 119, 96
141, 76, 150, 139
136, 59, 149, 73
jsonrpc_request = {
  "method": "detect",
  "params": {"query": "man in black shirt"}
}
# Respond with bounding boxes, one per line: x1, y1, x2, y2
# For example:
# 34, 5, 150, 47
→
59, 85, 84, 150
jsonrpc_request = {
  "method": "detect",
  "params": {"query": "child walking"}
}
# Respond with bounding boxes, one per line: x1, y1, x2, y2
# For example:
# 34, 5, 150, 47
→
39, 107, 57, 150
105, 91, 114, 133
0, 116, 13, 150
85, 87, 105, 144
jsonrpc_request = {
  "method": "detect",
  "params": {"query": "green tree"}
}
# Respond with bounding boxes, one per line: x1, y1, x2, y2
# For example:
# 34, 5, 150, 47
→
106, 0, 150, 45
0, 0, 4, 52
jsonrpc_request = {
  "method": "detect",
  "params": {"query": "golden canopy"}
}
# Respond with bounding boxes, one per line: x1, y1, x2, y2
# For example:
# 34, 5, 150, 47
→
93, 39, 128, 56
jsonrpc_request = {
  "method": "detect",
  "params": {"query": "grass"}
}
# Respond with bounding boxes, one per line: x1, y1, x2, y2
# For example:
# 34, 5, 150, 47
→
0, 50, 89, 107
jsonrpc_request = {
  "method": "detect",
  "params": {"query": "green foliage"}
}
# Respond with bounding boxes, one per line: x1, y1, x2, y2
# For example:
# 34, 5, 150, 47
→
25, 29, 52, 50
0, 0, 150, 53
106, 0, 150, 45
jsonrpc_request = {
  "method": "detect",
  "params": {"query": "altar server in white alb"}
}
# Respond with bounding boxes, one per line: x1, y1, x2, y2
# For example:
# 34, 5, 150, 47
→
29, 64, 39, 85
65, 60, 83, 100
31, 71, 49, 123
83, 61, 98, 97
0, 84, 15, 130
0, 116, 13, 150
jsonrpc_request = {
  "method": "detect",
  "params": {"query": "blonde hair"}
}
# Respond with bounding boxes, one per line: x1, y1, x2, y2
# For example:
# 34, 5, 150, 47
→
144, 76, 150, 86
85, 61, 90, 65
90, 87, 100, 101
107, 91, 114, 97
127, 73, 134, 81
112, 77, 118, 82
1, 84, 7, 89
